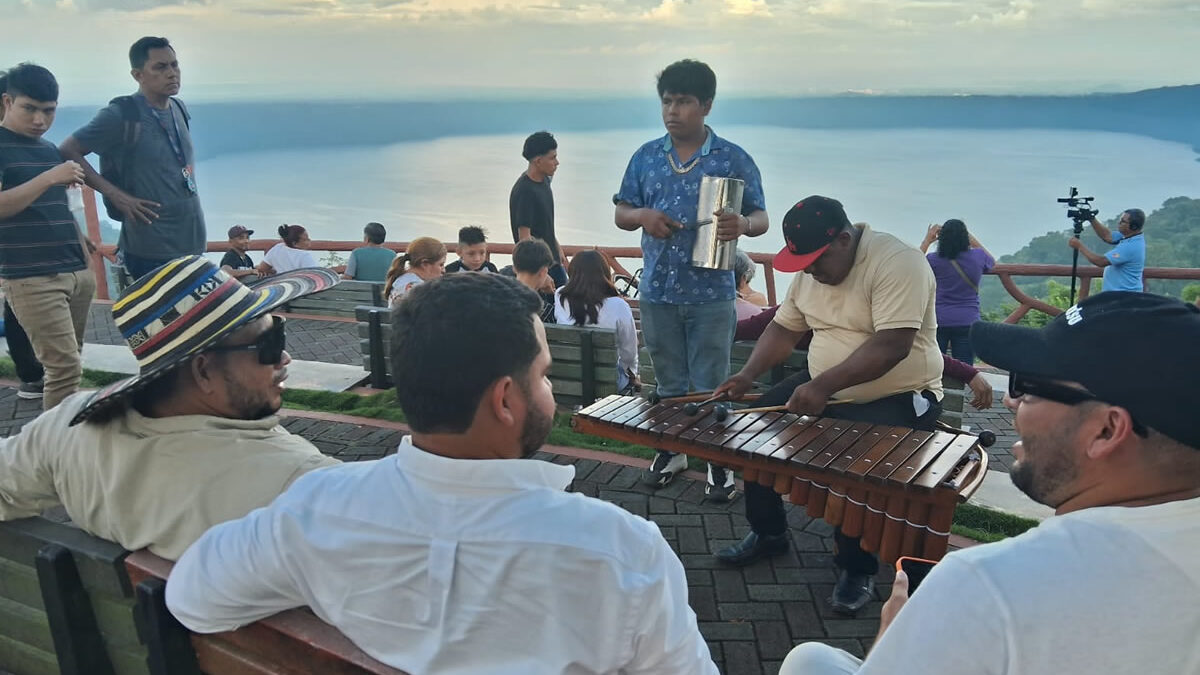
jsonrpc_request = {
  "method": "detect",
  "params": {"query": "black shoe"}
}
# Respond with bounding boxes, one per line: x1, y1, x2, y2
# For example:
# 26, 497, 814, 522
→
829, 569, 875, 615
714, 532, 789, 567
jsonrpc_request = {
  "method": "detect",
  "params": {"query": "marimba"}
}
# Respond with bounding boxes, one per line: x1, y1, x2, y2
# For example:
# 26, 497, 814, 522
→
572, 395, 989, 563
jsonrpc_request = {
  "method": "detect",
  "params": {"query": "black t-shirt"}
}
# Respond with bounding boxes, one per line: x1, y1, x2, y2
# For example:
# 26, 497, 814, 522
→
508, 173, 559, 263
0, 128, 88, 279
220, 250, 254, 269
445, 260, 499, 274
499, 265, 556, 323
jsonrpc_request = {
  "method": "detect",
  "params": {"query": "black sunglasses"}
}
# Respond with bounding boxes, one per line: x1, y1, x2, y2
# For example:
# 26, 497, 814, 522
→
1008, 372, 1147, 436
207, 316, 287, 365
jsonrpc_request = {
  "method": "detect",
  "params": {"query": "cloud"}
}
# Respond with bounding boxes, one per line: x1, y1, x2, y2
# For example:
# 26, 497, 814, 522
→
959, 0, 1033, 26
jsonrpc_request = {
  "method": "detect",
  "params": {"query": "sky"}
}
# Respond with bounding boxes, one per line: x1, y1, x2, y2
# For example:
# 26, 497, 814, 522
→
2, 0, 1198, 104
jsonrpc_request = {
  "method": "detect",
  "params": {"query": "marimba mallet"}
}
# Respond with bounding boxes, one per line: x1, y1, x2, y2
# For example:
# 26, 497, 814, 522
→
683, 392, 729, 416
714, 399, 855, 422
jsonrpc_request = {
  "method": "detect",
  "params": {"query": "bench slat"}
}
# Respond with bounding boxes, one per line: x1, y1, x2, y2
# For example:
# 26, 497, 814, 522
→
0, 594, 55, 654
0, 632, 59, 675
0, 555, 46, 611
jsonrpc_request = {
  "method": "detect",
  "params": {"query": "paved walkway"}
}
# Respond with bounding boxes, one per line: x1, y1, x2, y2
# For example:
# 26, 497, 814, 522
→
0, 382, 1024, 674
51, 303, 1035, 671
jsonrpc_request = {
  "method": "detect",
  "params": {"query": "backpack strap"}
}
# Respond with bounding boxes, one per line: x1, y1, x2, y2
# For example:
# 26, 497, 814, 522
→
949, 259, 979, 293
171, 98, 191, 130
109, 95, 142, 169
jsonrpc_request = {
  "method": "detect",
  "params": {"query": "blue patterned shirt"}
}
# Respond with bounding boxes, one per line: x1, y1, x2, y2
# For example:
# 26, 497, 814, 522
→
614, 128, 766, 305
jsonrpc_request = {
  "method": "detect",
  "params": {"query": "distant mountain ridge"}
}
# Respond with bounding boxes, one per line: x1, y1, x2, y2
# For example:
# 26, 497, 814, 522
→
46, 84, 1200, 162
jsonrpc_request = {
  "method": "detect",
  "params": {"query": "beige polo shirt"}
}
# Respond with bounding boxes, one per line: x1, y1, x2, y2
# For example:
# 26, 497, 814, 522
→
774, 225, 943, 403
0, 392, 340, 560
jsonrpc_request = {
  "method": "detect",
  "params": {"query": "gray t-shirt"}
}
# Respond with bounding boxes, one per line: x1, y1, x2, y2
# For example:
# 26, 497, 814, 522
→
71, 95, 206, 259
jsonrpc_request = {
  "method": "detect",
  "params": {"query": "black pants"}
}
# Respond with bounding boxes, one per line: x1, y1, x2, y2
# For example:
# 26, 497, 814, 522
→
743, 371, 942, 575
4, 301, 44, 384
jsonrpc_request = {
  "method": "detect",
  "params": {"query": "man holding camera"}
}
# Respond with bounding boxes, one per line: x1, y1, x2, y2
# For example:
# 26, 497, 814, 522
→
1067, 209, 1146, 293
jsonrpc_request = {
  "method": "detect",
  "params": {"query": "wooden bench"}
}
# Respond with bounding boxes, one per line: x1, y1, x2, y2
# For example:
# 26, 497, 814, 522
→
124, 552, 405, 675
284, 280, 384, 319
0, 516, 146, 675
357, 307, 621, 407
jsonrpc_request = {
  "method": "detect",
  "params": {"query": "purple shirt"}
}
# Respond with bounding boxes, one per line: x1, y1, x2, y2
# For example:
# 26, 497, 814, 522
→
926, 248, 994, 327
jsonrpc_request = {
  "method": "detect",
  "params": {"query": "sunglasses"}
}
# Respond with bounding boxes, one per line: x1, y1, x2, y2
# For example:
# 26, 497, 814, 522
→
208, 316, 287, 365
1008, 372, 1147, 436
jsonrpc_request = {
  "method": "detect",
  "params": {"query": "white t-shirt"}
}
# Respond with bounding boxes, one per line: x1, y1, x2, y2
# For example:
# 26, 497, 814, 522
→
387, 271, 424, 307
857, 497, 1200, 674
553, 290, 640, 390
263, 242, 319, 274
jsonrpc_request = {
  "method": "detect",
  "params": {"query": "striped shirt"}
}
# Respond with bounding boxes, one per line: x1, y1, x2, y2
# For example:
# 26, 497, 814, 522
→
0, 128, 87, 279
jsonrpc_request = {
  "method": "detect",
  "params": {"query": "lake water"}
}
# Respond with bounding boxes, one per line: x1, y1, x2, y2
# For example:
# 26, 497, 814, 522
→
195, 126, 1200, 259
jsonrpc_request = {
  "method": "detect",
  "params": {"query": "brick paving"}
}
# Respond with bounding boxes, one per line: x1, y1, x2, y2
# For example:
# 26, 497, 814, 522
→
0, 384, 1020, 674
56, 306, 1023, 672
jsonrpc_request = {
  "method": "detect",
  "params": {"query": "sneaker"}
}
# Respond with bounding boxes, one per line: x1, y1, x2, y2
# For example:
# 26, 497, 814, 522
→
705, 464, 739, 502
17, 380, 44, 400
643, 451, 689, 488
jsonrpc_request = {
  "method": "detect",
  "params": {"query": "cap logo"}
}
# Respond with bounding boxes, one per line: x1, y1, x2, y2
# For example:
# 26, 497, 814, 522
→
1065, 305, 1083, 326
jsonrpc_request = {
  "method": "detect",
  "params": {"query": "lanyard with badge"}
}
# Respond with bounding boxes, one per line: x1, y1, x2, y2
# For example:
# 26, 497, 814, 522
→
141, 96, 197, 194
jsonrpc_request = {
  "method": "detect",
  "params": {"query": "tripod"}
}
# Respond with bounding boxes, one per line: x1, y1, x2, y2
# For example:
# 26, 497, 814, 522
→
1069, 220, 1086, 305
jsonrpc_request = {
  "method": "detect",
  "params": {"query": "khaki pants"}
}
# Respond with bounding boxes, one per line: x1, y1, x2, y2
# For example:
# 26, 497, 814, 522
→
3, 270, 96, 409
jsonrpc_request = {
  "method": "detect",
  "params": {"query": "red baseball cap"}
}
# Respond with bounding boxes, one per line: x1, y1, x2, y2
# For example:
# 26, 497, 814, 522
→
772, 196, 851, 273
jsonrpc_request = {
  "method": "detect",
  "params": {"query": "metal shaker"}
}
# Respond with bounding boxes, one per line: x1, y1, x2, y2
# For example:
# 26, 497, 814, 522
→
691, 176, 745, 270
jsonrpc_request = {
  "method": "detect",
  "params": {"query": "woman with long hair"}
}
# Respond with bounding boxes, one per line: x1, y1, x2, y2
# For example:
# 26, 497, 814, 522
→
262, 224, 319, 274
385, 237, 446, 306
553, 250, 640, 392
920, 218, 994, 364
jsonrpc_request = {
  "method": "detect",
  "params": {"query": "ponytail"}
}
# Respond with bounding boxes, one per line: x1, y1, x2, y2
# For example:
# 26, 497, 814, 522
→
384, 253, 412, 297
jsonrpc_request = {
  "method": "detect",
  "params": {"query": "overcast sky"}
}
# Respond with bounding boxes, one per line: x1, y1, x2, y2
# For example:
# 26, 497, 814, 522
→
4, 0, 1198, 104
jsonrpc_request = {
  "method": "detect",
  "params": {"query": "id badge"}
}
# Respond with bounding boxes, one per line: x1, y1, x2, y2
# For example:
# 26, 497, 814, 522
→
182, 166, 198, 194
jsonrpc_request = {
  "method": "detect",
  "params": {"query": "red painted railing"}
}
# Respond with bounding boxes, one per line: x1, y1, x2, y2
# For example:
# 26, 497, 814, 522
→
82, 188, 1200, 322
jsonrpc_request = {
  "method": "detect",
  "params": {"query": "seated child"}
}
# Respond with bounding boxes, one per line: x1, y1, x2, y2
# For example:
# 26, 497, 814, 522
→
343, 222, 396, 282
445, 226, 499, 273
220, 225, 261, 283
503, 239, 556, 323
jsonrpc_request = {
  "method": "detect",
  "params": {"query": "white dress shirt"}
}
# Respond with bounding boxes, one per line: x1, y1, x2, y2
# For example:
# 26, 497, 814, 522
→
167, 437, 716, 675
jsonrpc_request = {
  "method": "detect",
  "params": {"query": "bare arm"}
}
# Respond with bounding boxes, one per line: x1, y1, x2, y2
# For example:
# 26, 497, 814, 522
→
919, 224, 940, 253
615, 202, 680, 239
517, 226, 532, 241
58, 136, 159, 224
0, 162, 83, 220
57, 136, 118, 197
967, 232, 994, 260
1068, 238, 1110, 268
1088, 216, 1115, 244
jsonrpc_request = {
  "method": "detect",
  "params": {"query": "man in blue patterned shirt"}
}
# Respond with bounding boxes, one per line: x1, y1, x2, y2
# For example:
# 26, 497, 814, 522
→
613, 59, 769, 499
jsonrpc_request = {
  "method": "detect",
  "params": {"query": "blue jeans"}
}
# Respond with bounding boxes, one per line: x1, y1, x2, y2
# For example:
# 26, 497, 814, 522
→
640, 299, 736, 397
936, 325, 974, 365
122, 251, 174, 284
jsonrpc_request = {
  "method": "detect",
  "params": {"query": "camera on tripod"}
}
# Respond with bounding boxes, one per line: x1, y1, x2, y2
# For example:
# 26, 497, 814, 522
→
1057, 187, 1097, 232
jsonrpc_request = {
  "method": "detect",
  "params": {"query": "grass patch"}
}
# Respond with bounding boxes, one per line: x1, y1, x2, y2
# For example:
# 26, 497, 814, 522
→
0, 356, 126, 388
282, 388, 666, 463
0, 358, 1030, 541
951, 502, 1039, 543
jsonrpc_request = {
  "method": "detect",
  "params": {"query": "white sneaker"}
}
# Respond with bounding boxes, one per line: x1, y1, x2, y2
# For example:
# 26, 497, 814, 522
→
705, 464, 739, 502
17, 380, 44, 400
644, 451, 689, 488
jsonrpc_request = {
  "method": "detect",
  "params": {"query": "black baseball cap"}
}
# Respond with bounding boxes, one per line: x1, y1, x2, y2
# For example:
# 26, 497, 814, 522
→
970, 292, 1200, 449
228, 225, 254, 238
773, 196, 852, 273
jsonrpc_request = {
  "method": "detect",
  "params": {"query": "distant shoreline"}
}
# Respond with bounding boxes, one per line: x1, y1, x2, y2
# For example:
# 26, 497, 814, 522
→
48, 85, 1200, 163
